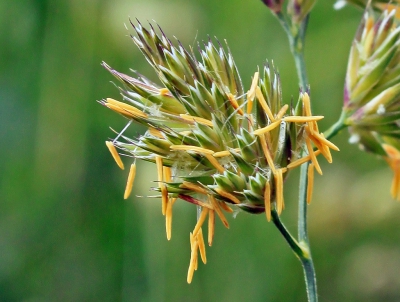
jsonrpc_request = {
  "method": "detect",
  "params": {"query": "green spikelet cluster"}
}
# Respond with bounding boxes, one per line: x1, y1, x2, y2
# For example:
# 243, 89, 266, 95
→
100, 21, 337, 282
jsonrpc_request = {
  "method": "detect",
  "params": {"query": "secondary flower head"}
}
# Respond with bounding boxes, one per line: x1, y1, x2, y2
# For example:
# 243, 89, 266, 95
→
101, 21, 337, 283
287, 0, 317, 24
261, 0, 317, 25
335, 0, 400, 17
261, 0, 285, 13
343, 8, 400, 200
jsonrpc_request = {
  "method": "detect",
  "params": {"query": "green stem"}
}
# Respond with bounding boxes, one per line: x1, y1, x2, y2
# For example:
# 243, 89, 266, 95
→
275, 11, 317, 302
298, 162, 310, 243
276, 13, 309, 90
323, 111, 348, 140
271, 209, 304, 257
271, 210, 317, 302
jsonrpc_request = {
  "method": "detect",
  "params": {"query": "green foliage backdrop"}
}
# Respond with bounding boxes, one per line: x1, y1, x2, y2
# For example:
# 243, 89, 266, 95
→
1, 0, 400, 301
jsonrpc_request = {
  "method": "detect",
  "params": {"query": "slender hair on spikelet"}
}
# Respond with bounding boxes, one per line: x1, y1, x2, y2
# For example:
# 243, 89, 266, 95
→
100, 21, 338, 283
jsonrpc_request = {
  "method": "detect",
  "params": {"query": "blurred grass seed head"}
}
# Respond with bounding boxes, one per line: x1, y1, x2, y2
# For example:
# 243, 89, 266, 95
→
343, 7, 400, 200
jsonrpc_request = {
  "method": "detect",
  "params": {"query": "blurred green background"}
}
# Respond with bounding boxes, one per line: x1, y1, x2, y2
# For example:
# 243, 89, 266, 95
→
2, 0, 400, 301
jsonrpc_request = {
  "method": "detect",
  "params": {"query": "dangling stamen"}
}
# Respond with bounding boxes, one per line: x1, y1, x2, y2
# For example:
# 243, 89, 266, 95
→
287, 150, 321, 170
209, 195, 229, 228
197, 229, 207, 264
305, 125, 332, 163
312, 132, 340, 151
275, 169, 284, 215
259, 134, 277, 174
264, 183, 271, 222
187, 232, 199, 284
156, 156, 168, 215
193, 208, 209, 237
306, 138, 322, 175
218, 201, 233, 213
208, 210, 215, 246
166, 196, 174, 240
106, 141, 124, 170
124, 163, 137, 199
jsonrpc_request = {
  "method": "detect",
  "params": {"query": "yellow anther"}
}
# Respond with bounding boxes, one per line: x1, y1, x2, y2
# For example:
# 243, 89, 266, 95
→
166, 197, 173, 240
259, 134, 277, 174
148, 127, 164, 138
159, 88, 170, 95
209, 195, 229, 229
218, 201, 233, 213
228, 93, 244, 115
283, 116, 324, 123
180, 114, 214, 127
197, 229, 207, 264
106, 98, 148, 118
247, 72, 259, 103
208, 210, 215, 246
253, 120, 281, 136
312, 132, 340, 151
170, 145, 215, 155
306, 138, 322, 175
275, 104, 289, 120
180, 181, 209, 195
274, 169, 284, 215
124, 163, 136, 199
214, 188, 241, 204
106, 141, 124, 170
213, 150, 231, 158
264, 183, 271, 222
205, 154, 225, 173
255, 86, 275, 122
287, 150, 321, 170
187, 233, 199, 284
192, 208, 209, 238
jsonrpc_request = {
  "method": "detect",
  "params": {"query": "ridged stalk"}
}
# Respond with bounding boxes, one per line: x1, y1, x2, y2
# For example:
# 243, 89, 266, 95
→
274, 11, 317, 302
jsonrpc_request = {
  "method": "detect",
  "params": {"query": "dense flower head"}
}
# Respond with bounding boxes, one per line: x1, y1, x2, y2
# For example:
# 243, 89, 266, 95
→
101, 21, 337, 282
343, 8, 400, 200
